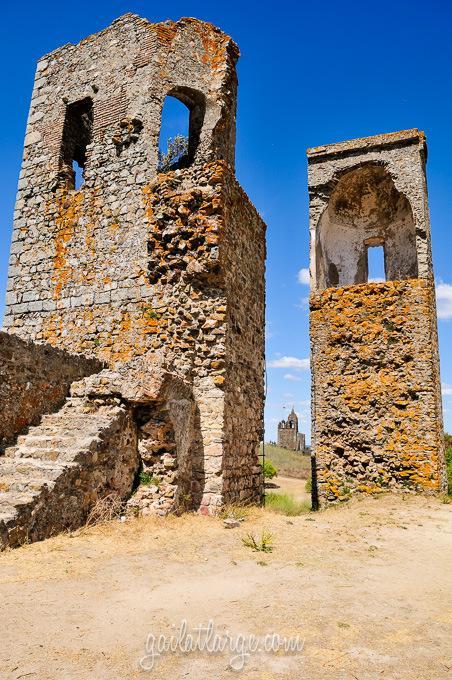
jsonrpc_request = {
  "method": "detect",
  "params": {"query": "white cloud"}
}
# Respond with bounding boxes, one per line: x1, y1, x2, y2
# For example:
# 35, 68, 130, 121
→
436, 283, 452, 320
297, 268, 310, 285
268, 356, 310, 370
442, 383, 452, 396
284, 373, 302, 382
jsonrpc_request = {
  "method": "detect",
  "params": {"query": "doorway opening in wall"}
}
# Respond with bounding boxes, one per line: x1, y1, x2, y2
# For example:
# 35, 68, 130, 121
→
366, 243, 386, 282
158, 96, 190, 172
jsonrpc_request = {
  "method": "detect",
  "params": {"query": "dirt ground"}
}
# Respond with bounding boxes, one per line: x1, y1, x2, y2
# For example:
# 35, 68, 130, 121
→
0, 490, 451, 680
266, 475, 311, 502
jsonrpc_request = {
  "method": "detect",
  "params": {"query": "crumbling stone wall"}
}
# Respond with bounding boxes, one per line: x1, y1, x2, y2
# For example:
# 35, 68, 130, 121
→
3, 14, 266, 513
70, 356, 205, 515
308, 130, 446, 505
0, 331, 101, 453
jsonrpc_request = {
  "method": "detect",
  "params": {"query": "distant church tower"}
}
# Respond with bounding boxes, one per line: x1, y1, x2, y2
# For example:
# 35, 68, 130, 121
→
277, 408, 306, 452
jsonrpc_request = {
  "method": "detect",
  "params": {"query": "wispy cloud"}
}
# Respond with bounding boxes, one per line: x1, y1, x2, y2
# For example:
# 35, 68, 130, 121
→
268, 356, 310, 370
284, 373, 303, 381
297, 268, 310, 285
436, 283, 452, 319
442, 383, 452, 396
295, 296, 310, 309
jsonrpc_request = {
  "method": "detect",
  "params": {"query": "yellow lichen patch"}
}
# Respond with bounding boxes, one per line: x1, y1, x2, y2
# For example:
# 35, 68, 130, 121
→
311, 279, 445, 500
51, 190, 84, 299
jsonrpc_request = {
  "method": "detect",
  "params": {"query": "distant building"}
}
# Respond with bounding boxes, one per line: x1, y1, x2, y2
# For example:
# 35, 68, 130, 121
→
277, 408, 306, 452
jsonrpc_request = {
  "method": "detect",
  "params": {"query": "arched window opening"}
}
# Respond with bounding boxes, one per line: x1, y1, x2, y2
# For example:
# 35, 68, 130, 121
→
315, 164, 418, 290
59, 97, 93, 190
157, 87, 205, 172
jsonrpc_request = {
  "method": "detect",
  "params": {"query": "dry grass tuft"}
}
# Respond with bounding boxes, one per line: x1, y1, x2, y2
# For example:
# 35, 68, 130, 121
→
84, 493, 124, 528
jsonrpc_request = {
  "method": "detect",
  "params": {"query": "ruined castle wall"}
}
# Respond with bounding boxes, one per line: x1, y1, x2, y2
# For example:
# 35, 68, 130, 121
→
308, 130, 446, 505
0, 331, 101, 452
221, 178, 266, 505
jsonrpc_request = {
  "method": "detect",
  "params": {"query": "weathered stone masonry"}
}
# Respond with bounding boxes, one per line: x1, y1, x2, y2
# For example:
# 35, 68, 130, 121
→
308, 130, 446, 505
1, 12, 265, 545
277, 408, 306, 452
0, 331, 101, 453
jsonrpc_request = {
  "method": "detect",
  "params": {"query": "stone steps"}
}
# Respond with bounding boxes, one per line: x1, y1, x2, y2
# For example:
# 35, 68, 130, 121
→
0, 457, 74, 493
0, 394, 138, 550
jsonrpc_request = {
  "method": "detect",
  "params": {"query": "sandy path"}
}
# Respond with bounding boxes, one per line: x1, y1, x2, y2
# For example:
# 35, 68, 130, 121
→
266, 475, 310, 502
0, 495, 451, 679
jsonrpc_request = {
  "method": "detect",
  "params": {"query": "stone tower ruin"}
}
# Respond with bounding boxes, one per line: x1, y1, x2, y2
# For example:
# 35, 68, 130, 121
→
277, 408, 305, 452
0, 14, 265, 547
308, 129, 446, 505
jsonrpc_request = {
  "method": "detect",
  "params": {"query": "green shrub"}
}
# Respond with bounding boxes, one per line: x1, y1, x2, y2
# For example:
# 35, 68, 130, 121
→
446, 446, 452, 496
158, 135, 189, 172
265, 492, 311, 516
139, 471, 160, 487
305, 477, 312, 493
262, 460, 278, 480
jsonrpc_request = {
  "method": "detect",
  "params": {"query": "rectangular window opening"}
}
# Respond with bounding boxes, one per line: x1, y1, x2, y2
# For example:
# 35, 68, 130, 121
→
367, 244, 386, 283
59, 97, 93, 190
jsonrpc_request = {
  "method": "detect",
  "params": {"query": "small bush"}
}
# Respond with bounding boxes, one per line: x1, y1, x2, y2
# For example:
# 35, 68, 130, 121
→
158, 135, 189, 172
242, 530, 274, 553
305, 477, 312, 493
265, 492, 311, 516
262, 460, 278, 480
445, 446, 452, 496
139, 471, 160, 487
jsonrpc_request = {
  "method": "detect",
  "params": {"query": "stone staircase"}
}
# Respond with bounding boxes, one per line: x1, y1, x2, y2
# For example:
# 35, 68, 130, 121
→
0, 397, 138, 550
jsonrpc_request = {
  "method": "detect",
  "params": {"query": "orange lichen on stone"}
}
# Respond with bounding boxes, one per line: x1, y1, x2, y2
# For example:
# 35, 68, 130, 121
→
195, 26, 227, 71
310, 279, 446, 502
51, 190, 83, 299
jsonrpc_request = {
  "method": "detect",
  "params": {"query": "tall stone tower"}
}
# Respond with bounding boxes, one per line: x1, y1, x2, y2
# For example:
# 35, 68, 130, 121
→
277, 408, 305, 452
308, 130, 446, 505
3, 14, 266, 515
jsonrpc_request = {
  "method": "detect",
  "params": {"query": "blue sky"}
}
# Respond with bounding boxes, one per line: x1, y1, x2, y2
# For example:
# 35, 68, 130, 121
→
1, 0, 452, 441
